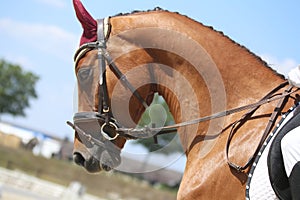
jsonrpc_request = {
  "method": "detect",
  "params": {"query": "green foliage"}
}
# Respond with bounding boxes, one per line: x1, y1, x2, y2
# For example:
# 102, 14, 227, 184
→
0, 59, 39, 117
135, 93, 183, 155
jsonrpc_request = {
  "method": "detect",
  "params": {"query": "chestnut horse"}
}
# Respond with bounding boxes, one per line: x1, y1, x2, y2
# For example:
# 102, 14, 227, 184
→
70, 0, 297, 199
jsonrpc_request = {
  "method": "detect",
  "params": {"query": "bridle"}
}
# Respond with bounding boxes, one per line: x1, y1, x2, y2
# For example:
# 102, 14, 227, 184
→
67, 17, 299, 171
68, 18, 155, 143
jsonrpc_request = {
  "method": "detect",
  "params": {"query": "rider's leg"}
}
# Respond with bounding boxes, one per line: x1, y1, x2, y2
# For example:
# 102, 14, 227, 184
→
289, 162, 300, 200
281, 126, 300, 199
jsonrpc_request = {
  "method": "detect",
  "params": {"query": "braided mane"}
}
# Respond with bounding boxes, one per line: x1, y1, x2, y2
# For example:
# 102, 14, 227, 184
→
112, 7, 284, 79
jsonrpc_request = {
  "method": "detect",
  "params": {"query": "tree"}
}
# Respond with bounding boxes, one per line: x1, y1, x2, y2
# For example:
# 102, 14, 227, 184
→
0, 59, 39, 117
135, 93, 183, 155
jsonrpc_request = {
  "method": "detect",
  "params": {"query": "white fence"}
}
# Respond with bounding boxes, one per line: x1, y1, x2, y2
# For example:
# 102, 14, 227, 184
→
0, 167, 104, 200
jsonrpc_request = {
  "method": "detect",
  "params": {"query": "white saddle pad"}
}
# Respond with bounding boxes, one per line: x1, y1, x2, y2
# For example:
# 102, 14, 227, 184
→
246, 105, 298, 200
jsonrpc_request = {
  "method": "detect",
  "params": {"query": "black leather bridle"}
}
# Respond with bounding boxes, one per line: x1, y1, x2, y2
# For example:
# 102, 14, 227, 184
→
68, 18, 151, 143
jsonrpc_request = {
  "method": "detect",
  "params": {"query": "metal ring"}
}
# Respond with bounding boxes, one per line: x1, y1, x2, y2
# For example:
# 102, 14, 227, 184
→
103, 107, 110, 113
101, 122, 119, 141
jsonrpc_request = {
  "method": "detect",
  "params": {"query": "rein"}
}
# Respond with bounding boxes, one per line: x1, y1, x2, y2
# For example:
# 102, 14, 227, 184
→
115, 83, 298, 139
69, 83, 297, 139
68, 17, 299, 172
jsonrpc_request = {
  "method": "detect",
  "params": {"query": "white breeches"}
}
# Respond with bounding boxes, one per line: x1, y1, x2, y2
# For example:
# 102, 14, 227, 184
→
281, 126, 300, 177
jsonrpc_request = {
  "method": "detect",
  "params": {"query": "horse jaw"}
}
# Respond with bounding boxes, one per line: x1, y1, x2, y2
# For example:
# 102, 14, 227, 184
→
73, 0, 97, 45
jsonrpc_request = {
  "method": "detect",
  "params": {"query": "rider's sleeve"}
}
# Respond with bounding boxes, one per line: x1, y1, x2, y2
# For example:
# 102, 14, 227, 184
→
288, 66, 300, 88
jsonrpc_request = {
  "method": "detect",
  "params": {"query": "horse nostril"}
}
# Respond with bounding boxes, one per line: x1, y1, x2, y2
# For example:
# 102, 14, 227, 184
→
73, 152, 85, 166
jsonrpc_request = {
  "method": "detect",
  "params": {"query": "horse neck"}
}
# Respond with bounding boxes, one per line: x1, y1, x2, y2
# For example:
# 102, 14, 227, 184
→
109, 11, 286, 149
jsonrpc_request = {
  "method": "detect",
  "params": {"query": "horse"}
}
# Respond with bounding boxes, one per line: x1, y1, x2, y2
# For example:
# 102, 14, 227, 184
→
69, 0, 298, 199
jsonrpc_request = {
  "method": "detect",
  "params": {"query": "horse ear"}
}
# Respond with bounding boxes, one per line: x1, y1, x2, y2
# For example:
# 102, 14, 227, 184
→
73, 0, 97, 45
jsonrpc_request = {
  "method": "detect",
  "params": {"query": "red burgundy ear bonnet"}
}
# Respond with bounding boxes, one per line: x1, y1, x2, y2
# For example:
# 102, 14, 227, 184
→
73, 0, 97, 45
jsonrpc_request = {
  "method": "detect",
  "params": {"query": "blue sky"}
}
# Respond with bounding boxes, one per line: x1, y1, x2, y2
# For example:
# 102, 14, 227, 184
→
0, 0, 299, 171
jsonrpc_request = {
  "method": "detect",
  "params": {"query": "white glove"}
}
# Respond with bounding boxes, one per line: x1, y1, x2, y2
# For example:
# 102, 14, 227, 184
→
288, 66, 300, 88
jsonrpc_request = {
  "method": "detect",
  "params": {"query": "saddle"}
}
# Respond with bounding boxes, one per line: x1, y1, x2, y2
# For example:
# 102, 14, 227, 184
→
246, 103, 300, 200
268, 104, 300, 199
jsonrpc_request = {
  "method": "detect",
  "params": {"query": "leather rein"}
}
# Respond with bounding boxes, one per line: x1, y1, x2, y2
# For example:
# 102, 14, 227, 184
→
67, 17, 299, 172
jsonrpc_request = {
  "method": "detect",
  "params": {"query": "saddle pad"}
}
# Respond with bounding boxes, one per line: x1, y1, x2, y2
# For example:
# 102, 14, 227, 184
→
246, 104, 299, 200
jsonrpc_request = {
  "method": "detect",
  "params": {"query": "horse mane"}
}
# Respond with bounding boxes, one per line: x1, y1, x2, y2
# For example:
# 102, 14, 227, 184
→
113, 8, 285, 79
113, 7, 166, 17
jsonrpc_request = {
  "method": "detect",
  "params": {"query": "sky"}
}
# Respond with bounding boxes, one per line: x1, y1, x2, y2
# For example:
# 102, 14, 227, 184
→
0, 0, 299, 172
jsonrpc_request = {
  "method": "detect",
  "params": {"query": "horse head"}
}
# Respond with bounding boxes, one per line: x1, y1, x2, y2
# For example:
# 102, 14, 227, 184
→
71, 0, 155, 173
72, 0, 119, 173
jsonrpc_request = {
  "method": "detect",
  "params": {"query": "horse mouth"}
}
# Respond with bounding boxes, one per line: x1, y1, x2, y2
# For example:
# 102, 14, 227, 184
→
100, 162, 113, 171
99, 149, 121, 172
85, 156, 102, 173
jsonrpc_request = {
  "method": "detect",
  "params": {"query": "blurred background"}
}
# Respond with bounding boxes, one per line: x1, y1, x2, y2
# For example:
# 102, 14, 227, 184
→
0, 0, 299, 199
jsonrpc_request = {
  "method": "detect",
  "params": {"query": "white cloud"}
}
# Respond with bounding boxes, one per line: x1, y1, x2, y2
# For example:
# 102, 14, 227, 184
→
1, 54, 37, 72
0, 18, 78, 137
34, 0, 66, 8
260, 54, 298, 77
0, 18, 78, 61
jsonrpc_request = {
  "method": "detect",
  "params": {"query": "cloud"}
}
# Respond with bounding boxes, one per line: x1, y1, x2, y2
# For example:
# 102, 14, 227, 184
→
0, 18, 78, 137
1, 54, 37, 72
260, 54, 298, 77
34, 0, 66, 8
0, 18, 78, 61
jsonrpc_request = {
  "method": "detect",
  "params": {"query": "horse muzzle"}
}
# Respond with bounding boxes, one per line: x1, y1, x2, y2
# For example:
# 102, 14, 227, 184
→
73, 141, 121, 172
70, 112, 122, 172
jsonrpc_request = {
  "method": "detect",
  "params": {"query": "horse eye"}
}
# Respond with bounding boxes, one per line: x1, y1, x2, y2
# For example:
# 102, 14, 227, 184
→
77, 68, 93, 82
